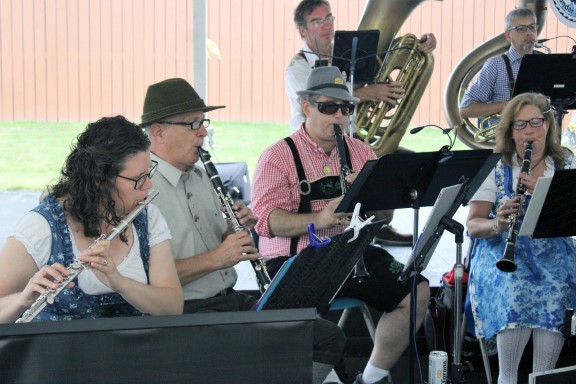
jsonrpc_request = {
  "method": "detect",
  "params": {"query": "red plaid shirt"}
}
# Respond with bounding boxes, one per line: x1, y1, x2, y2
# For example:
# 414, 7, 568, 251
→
252, 127, 377, 258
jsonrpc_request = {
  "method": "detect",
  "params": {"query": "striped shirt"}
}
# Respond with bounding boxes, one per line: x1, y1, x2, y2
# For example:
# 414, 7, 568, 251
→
252, 126, 377, 258
459, 46, 524, 109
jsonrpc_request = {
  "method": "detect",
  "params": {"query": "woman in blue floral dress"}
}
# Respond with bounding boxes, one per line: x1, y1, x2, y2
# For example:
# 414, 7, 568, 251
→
466, 93, 576, 384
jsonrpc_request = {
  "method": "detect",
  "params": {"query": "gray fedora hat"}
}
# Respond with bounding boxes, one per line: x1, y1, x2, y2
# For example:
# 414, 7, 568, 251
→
296, 66, 360, 103
140, 78, 225, 126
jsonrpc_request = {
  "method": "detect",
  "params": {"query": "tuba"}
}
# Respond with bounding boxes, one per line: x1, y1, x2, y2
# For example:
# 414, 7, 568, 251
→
443, 0, 547, 149
354, 0, 436, 157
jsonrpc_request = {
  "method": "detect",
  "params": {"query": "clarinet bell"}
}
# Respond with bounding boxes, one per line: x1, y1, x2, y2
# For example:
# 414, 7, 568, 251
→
496, 243, 517, 272
353, 257, 371, 282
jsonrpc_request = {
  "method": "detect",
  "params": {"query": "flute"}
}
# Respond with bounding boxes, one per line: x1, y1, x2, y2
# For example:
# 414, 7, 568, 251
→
15, 189, 159, 323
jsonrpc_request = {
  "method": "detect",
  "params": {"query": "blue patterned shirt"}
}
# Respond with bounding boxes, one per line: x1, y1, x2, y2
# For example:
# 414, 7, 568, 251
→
460, 46, 524, 109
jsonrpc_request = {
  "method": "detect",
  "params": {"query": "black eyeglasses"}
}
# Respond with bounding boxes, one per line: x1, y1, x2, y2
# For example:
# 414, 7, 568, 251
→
511, 117, 545, 130
310, 101, 355, 116
158, 119, 211, 130
117, 160, 158, 190
507, 24, 538, 33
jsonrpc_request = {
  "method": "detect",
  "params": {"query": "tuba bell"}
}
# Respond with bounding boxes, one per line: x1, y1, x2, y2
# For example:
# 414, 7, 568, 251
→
354, 0, 436, 157
443, 0, 547, 149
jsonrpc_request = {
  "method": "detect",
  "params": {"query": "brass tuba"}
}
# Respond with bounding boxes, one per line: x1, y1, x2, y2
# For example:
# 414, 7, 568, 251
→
354, 0, 436, 157
443, 0, 547, 149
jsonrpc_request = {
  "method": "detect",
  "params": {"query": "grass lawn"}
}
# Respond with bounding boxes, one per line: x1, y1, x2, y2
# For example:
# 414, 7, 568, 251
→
0, 121, 469, 191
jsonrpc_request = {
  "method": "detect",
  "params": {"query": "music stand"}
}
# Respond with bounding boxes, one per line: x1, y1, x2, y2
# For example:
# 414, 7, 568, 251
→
252, 219, 384, 312
336, 149, 500, 214
513, 54, 576, 136
399, 183, 466, 282
519, 169, 576, 238
331, 30, 379, 84
335, 148, 501, 384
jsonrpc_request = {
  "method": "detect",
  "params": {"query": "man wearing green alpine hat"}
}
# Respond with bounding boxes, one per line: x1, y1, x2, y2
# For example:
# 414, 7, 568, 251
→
140, 77, 346, 384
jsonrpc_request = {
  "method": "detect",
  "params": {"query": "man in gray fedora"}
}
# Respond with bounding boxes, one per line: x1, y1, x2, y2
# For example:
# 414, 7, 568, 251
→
252, 66, 430, 384
140, 77, 345, 384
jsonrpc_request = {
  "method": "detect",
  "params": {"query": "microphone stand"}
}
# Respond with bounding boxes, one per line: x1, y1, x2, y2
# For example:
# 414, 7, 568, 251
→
348, 36, 358, 137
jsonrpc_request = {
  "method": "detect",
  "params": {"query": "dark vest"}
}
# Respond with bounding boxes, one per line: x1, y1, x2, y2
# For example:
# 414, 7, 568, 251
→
31, 196, 150, 321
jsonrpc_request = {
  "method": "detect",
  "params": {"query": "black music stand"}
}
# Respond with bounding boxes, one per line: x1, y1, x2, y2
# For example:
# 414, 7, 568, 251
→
336, 149, 502, 384
399, 183, 467, 283
252, 218, 384, 312
513, 54, 576, 136
519, 169, 576, 239
332, 30, 379, 84
336, 149, 500, 213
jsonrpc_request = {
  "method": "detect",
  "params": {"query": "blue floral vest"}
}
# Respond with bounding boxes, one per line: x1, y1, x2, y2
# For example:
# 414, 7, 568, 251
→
31, 196, 150, 321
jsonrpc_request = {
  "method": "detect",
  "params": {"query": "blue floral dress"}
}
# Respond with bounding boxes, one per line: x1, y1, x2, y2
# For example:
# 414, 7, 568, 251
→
469, 155, 576, 339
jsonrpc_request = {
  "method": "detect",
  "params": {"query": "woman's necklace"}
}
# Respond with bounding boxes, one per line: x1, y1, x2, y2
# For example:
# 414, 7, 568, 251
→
517, 154, 545, 171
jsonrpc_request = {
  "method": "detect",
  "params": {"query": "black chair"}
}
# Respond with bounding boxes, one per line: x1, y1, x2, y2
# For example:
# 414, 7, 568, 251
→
214, 161, 251, 206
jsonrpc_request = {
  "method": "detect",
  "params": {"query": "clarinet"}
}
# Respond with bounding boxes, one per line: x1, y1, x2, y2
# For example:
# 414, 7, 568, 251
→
198, 148, 271, 292
333, 124, 370, 282
15, 189, 159, 323
496, 141, 533, 272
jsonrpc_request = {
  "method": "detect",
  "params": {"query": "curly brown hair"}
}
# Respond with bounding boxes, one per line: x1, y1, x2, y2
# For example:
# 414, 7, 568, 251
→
48, 115, 150, 240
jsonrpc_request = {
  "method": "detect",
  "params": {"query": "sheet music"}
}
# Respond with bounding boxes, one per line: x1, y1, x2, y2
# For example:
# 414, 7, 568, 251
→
518, 176, 552, 236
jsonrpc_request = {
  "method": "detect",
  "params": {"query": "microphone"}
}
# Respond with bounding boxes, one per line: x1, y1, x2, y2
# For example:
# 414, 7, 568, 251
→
439, 145, 454, 163
313, 37, 329, 68
348, 37, 359, 137
534, 38, 551, 53
410, 125, 456, 155
534, 36, 576, 52
313, 36, 321, 62
410, 125, 453, 135
350, 36, 358, 74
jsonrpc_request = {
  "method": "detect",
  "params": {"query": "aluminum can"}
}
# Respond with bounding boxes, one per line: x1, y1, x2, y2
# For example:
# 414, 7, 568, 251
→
428, 350, 448, 384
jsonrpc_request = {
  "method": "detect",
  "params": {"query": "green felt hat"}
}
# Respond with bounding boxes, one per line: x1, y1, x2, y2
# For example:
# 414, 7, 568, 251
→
140, 78, 225, 126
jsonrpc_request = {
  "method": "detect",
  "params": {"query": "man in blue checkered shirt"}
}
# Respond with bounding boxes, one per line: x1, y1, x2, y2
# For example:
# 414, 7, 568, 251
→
460, 7, 539, 127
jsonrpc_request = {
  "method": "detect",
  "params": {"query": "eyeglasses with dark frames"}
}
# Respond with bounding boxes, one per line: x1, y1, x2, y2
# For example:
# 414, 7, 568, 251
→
511, 117, 545, 130
117, 160, 158, 190
507, 24, 538, 33
158, 119, 211, 130
310, 101, 355, 116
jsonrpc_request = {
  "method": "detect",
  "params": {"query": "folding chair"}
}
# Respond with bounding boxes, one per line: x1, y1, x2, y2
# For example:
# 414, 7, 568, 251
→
213, 161, 251, 206
328, 297, 376, 343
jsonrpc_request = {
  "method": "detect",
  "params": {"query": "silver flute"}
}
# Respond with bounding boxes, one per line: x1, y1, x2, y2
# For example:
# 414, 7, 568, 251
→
15, 189, 159, 323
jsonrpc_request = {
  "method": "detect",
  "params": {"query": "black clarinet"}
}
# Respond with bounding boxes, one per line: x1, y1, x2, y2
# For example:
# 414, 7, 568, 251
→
497, 141, 533, 272
198, 148, 271, 292
333, 124, 370, 282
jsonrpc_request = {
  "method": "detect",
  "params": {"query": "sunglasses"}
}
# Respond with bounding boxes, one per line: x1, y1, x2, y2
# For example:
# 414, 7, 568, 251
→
310, 101, 355, 116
